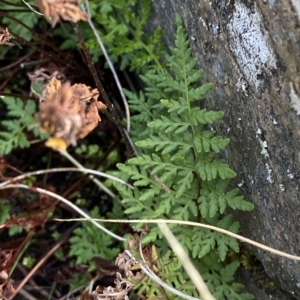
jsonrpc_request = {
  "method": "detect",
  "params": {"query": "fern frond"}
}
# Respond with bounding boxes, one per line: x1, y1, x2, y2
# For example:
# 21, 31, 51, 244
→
148, 117, 190, 134
136, 135, 192, 154
0, 97, 48, 155
69, 207, 119, 271
115, 20, 254, 299
191, 108, 224, 124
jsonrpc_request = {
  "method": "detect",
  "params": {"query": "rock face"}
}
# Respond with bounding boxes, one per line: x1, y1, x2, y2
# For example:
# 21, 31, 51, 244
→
148, 0, 300, 299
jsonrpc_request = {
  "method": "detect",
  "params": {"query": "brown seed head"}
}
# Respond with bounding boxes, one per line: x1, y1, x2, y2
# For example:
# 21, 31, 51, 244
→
37, 78, 107, 148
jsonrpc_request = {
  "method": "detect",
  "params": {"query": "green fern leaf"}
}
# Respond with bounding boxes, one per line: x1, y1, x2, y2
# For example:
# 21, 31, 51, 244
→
195, 131, 229, 153
220, 261, 240, 283
192, 230, 216, 259
152, 198, 172, 217
69, 207, 119, 270
188, 83, 213, 101
225, 189, 254, 211
136, 136, 191, 154
124, 205, 143, 214
196, 159, 236, 180
139, 188, 159, 201
162, 98, 188, 114
148, 117, 190, 134
186, 69, 205, 84
192, 108, 224, 125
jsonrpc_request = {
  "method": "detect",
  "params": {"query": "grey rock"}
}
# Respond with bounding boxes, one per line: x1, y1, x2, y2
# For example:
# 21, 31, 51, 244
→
148, 0, 300, 298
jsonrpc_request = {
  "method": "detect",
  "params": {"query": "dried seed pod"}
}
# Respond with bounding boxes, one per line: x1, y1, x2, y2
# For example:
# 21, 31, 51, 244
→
34, 0, 88, 27
37, 78, 107, 149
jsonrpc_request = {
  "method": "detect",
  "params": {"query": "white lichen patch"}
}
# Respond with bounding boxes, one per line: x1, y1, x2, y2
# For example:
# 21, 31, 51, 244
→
279, 184, 285, 192
199, 17, 208, 30
291, 0, 300, 21
260, 141, 269, 158
266, 163, 274, 184
256, 128, 262, 135
238, 181, 244, 187
211, 23, 219, 35
287, 169, 294, 179
256, 128, 270, 159
236, 77, 249, 96
227, 2, 277, 92
289, 82, 300, 115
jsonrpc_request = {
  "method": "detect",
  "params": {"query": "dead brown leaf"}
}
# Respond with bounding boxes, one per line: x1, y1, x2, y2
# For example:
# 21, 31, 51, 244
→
35, 0, 88, 27
92, 273, 133, 300
115, 252, 141, 280
0, 28, 10, 45
0, 214, 47, 230
0, 271, 15, 300
0, 252, 13, 272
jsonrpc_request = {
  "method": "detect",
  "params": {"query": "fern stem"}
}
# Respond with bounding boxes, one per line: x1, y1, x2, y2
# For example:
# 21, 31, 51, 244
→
8, 231, 34, 276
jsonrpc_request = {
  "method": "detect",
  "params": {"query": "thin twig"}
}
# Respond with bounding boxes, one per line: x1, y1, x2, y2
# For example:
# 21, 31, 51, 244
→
0, 92, 37, 101
0, 184, 125, 241
17, 263, 57, 299
73, 23, 138, 157
9, 231, 34, 276
0, 167, 133, 189
54, 218, 300, 261
9, 225, 76, 300
21, 0, 43, 15
158, 222, 214, 300
18, 289, 38, 300
58, 283, 87, 300
82, 1, 131, 133
59, 150, 117, 198
0, 51, 33, 72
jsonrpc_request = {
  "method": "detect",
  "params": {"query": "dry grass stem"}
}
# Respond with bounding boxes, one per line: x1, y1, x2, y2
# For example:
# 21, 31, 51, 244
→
158, 222, 215, 300
55, 218, 300, 261
0, 167, 133, 189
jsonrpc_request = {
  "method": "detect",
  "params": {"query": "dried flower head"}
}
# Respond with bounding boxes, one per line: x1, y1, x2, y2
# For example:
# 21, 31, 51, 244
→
0, 27, 10, 45
92, 273, 133, 300
35, 0, 88, 27
37, 78, 107, 149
